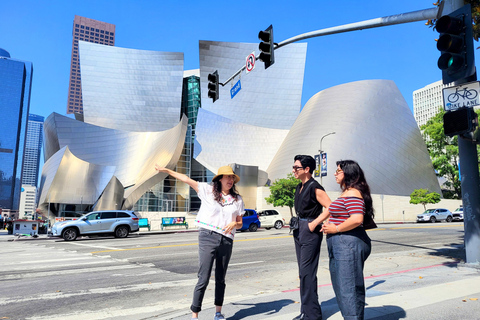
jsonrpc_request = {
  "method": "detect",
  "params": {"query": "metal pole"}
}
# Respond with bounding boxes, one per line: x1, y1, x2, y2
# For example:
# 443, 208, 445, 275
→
319, 132, 335, 185
222, 7, 440, 87
442, 0, 480, 265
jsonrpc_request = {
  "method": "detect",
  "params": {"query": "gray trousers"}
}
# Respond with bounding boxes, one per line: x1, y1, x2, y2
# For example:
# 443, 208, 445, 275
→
191, 228, 233, 313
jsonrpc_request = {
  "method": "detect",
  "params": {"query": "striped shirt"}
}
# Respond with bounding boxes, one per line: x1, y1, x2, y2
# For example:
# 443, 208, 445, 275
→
329, 197, 365, 226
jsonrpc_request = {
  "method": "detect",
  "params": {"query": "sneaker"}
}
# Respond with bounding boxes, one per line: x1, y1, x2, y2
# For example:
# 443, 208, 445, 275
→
214, 312, 225, 320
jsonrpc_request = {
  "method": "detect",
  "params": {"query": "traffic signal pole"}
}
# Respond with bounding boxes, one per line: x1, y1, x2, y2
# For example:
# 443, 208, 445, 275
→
221, 6, 440, 87
441, 0, 480, 265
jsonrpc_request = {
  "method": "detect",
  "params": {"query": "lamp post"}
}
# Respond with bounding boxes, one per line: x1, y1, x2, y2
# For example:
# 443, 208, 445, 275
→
319, 132, 336, 185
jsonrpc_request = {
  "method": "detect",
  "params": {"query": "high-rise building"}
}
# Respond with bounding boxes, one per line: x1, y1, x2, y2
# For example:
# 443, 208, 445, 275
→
0, 48, 33, 211
413, 80, 454, 127
67, 15, 115, 114
22, 114, 44, 187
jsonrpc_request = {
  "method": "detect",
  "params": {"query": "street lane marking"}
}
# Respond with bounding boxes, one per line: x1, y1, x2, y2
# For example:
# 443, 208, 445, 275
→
90, 235, 292, 254
0, 279, 198, 306
230, 261, 264, 266
0, 264, 143, 280
392, 224, 463, 229
67, 242, 120, 250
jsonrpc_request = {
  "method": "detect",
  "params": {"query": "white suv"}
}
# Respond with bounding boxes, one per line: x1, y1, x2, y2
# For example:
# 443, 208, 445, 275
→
416, 208, 453, 223
50, 210, 139, 241
258, 210, 285, 230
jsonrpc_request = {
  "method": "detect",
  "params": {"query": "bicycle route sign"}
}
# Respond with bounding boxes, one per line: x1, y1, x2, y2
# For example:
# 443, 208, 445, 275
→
442, 81, 480, 111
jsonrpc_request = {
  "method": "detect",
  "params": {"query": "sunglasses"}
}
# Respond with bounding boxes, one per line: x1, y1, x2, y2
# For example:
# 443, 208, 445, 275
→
292, 166, 304, 171
335, 169, 343, 174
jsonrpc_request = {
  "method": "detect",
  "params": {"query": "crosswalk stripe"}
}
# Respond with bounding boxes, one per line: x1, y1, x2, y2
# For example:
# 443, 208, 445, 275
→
0, 279, 198, 306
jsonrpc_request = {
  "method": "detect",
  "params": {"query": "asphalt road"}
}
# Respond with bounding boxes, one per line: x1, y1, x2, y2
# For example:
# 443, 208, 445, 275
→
0, 222, 467, 320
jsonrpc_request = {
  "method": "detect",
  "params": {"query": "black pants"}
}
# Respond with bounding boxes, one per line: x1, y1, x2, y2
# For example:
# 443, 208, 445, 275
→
190, 228, 233, 313
293, 218, 323, 320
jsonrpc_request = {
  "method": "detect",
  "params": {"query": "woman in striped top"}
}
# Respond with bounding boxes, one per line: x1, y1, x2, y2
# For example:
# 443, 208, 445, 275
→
321, 160, 373, 320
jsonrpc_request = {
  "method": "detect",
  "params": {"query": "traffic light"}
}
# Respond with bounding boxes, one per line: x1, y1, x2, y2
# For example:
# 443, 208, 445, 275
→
258, 25, 275, 69
443, 107, 477, 136
436, 4, 475, 84
207, 70, 219, 103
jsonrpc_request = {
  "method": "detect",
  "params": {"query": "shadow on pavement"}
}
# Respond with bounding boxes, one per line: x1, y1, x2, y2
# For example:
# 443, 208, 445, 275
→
371, 239, 465, 266
228, 299, 295, 319
367, 306, 407, 319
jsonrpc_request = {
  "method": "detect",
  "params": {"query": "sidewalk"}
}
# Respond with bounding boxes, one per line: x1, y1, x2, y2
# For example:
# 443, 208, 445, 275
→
162, 256, 480, 320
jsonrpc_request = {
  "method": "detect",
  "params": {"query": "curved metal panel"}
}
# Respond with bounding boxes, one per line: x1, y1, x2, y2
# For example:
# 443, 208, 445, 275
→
43, 113, 186, 188
79, 41, 184, 132
38, 146, 115, 206
194, 108, 289, 172
123, 116, 188, 209
267, 80, 441, 196
94, 176, 124, 211
199, 41, 307, 130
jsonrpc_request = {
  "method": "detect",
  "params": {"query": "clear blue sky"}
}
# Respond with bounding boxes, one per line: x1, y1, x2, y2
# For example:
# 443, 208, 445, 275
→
2, 0, 480, 119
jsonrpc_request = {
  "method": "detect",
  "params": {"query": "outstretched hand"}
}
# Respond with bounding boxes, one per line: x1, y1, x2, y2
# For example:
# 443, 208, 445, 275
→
155, 164, 168, 173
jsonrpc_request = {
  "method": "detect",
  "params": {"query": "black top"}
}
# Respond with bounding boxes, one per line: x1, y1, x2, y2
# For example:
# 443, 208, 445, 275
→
294, 177, 325, 219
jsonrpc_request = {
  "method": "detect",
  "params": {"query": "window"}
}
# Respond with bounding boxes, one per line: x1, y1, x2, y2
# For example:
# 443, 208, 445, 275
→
117, 212, 131, 218
101, 212, 117, 219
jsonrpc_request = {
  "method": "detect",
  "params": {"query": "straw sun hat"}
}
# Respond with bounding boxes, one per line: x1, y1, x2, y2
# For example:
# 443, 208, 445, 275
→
212, 166, 240, 183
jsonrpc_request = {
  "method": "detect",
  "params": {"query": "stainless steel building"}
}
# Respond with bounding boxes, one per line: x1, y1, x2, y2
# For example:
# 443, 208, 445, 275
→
267, 80, 442, 196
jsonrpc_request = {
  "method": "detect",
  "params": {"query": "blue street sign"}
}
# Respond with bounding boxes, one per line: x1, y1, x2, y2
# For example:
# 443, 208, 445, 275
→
230, 80, 241, 99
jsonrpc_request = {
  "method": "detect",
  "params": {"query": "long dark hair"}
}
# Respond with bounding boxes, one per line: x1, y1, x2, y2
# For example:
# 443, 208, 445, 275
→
212, 175, 240, 204
336, 160, 374, 218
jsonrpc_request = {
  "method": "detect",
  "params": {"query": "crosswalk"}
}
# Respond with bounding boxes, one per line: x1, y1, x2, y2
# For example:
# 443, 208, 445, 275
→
1, 241, 199, 320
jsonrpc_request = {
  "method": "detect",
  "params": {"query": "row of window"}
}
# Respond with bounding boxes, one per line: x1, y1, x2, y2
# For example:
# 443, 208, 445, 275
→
75, 24, 114, 35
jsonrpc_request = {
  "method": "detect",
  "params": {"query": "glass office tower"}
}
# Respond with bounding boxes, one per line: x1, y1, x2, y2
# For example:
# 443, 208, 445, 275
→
0, 48, 33, 211
22, 114, 44, 187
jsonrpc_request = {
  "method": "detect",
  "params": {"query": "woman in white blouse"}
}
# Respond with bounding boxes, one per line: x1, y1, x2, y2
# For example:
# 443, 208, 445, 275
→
155, 164, 244, 320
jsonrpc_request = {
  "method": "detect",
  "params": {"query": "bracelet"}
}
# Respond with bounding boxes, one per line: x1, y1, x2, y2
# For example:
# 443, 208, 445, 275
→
335, 225, 340, 233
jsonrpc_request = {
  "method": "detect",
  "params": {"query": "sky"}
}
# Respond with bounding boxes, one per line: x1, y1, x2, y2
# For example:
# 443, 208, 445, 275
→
2, 0, 480, 120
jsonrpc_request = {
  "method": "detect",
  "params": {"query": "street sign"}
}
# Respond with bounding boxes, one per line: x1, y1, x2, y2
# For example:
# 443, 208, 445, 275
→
246, 52, 255, 74
230, 80, 241, 99
443, 81, 480, 111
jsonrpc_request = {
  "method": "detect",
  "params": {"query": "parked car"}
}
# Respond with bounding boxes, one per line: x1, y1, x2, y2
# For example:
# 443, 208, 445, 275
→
50, 210, 140, 241
258, 209, 285, 230
452, 207, 464, 221
238, 209, 261, 232
416, 208, 453, 223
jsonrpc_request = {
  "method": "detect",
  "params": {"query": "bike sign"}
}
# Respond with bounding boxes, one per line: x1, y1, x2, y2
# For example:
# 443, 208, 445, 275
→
442, 81, 480, 111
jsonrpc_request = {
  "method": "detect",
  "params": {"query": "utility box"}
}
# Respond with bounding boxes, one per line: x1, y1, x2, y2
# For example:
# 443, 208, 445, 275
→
13, 220, 42, 236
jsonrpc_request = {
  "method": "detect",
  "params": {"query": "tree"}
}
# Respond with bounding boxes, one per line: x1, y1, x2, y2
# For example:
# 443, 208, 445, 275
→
265, 173, 299, 217
420, 108, 480, 199
409, 189, 441, 211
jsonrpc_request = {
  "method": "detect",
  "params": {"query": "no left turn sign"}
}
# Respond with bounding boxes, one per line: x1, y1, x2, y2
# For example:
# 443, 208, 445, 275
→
246, 52, 255, 74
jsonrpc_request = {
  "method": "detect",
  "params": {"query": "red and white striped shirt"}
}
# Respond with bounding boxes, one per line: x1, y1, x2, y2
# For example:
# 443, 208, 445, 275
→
328, 197, 365, 226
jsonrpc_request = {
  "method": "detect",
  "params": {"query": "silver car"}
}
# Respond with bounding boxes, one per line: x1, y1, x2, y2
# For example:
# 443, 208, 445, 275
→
51, 210, 139, 241
417, 208, 453, 223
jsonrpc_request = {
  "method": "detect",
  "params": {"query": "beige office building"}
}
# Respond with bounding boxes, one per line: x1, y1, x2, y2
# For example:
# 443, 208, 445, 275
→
67, 15, 115, 114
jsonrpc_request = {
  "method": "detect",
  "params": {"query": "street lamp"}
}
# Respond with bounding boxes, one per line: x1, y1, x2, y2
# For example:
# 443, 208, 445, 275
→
319, 132, 336, 185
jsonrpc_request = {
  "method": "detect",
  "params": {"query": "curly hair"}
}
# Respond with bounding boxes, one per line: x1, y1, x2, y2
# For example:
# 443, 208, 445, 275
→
212, 176, 240, 204
336, 160, 374, 218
